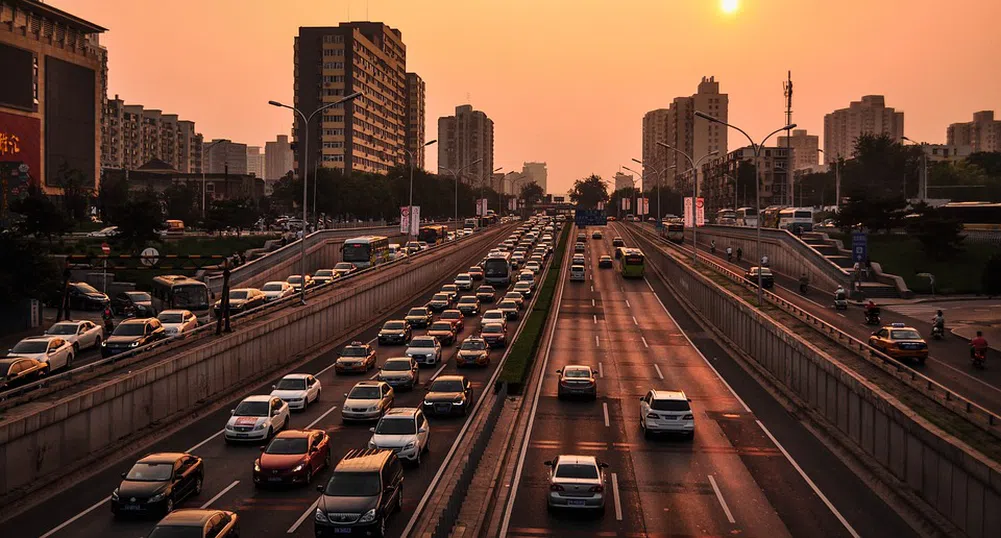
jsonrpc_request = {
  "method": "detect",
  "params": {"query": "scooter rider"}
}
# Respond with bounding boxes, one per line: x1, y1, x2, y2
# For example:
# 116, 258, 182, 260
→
761, 254, 769, 267
864, 299, 878, 322
834, 285, 846, 300
971, 331, 989, 361
726, 246, 733, 262
932, 310, 945, 332
102, 305, 115, 333
710, 240, 716, 254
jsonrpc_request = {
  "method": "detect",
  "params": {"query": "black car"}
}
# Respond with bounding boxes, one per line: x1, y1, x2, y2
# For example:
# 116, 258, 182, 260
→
480, 323, 507, 348
111, 452, 204, 517
67, 281, 110, 311
378, 320, 412, 345
426, 293, 453, 313
744, 267, 775, 289
0, 357, 47, 390
112, 291, 156, 317
315, 449, 404, 537
148, 509, 239, 538
612, 237, 625, 248
405, 306, 433, 329
101, 318, 167, 358
213, 288, 267, 317
422, 375, 473, 416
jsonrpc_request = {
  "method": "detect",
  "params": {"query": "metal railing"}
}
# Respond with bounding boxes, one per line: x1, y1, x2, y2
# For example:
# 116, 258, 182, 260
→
629, 223, 1001, 438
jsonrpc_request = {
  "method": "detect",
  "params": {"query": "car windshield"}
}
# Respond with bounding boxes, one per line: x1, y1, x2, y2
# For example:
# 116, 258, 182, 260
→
172, 285, 209, 309
376, 418, 416, 435
74, 282, 101, 294
505, 293, 522, 299
383, 360, 412, 371
430, 379, 464, 392
456, 275, 470, 281
125, 462, 173, 482
113, 323, 146, 336
46, 323, 79, 335
520, 274, 533, 281
441, 311, 461, 319
483, 325, 503, 334
384, 321, 405, 330
323, 472, 381, 497
275, 378, 307, 390
348, 386, 381, 399
651, 399, 691, 411
891, 329, 923, 340
564, 368, 590, 378
431, 323, 452, 332
555, 463, 599, 479
458, 297, 477, 303
127, 292, 151, 301
335, 263, 354, 270
469, 267, 481, 272
500, 301, 517, 309
515, 283, 531, 289
478, 287, 494, 293
432, 294, 449, 302
315, 270, 333, 277
410, 338, 435, 347
265, 437, 308, 454
408, 308, 427, 317
159, 313, 185, 324
287, 276, 302, 284
342, 347, 368, 357
234, 400, 269, 416
229, 291, 250, 300
262, 283, 284, 291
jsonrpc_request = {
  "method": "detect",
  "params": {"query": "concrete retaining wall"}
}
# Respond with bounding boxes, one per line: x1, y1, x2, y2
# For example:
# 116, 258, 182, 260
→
635, 231, 1001, 538
0, 226, 506, 501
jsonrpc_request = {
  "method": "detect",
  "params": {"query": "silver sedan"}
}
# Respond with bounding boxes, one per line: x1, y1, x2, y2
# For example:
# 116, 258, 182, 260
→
544, 454, 608, 514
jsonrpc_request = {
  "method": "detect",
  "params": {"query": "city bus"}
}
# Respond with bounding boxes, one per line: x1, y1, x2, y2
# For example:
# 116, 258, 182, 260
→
483, 252, 513, 286
419, 225, 448, 246
150, 275, 211, 323
735, 207, 758, 227
163, 219, 185, 236
341, 236, 391, 269
665, 222, 685, 243
715, 209, 737, 225
464, 218, 480, 231
620, 248, 646, 278
760, 206, 784, 229
777, 207, 814, 234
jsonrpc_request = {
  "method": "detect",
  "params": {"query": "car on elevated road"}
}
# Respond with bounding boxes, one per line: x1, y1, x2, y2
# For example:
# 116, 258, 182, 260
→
406, 336, 442, 367
427, 293, 454, 312
556, 365, 597, 400
427, 321, 458, 346
377, 357, 420, 390
147, 509, 238, 537
253, 429, 330, 487
544, 454, 608, 514
480, 322, 507, 348
439, 309, 465, 332
405, 306, 434, 329
341, 381, 395, 422
225, 395, 290, 443
456, 296, 481, 316
497, 299, 520, 320
44, 319, 104, 352
314, 449, 404, 537
868, 323, 929, 365
270, 373, 322, 410
157, 310, 198, 337
261, 280, 295, 302
0, 357, 47, 390
422, 375, 473, 416
368, 407, 431, 465
111, 452, 204, 517
743, 267, 775, 289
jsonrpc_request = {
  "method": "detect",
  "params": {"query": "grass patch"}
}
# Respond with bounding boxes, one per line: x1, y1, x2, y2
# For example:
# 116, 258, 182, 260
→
499, 225, 571, 386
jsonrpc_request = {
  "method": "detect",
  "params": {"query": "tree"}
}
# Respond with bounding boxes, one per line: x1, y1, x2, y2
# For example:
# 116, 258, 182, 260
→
519, 181, 544, 208
96, 173, 130, 225
834, 196, 907, 233
983, 253, 1001, 297
108, 189, 165, 252
204, 198, 260, 235
10, 185, 72, 242
905, 202, 965, 261
54, 162, 93, 224
569, 174, 609, 209
162, 182, 200, 225
0, 232, 62, 307
841, 133, 922, 200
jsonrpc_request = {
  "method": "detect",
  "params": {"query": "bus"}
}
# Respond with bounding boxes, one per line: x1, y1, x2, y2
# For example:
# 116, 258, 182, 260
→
150, 275, 211, 322
777, 207, 814, 234
419, 225, 448, 246
341, 236, 391, 269
715, 209, 737, 225
937, 202, 1001, 225
760, 206, 784, 229
736, 207, 758, 227
164, 219, 185, 236
665, 222, 685, 243
620, 248, 645, 278
464, 218, 480, 231
483, 252, 513, 286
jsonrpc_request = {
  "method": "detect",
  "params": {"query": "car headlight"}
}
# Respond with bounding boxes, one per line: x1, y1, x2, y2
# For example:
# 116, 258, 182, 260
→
111, 488, 119, 501
358, 508, 377, 523
398, 332, 406, 337
253, 423, 266, 431
453, 397, 465, 404
148, 492, 166, 502
130, 341, 140, 347
368, 440, 377, 449
254, 461, 261, 472
315, 508, 329, 522
292, 463, 304, 473
101, 341, 107, 347
423, 400, 433, 406
369, 406, 379, 412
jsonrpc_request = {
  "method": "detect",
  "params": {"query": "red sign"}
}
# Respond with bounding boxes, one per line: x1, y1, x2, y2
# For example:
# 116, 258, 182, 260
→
101, 243, 110, 255
0, 111, 41, 183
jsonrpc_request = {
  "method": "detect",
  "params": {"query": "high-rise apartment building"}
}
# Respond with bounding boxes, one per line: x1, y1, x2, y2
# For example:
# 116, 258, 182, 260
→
246, 146, 265, 178
695, 146, 791, 216
776, 129, 820, 171
204, 139, 247, 175
641, 77, 728, 190
521, 162, 547, 193
294, 23, 407, 176
265, 134, 294, 180
823, 95, 904, 161
613, 172, 635, 192
438, 104, 494, 185
947, 111, 1001, 153
101, 95, 203, 173
404, 72, 426, 169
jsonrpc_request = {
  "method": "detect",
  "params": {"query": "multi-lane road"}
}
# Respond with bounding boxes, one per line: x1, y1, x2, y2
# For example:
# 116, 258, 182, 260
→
499, 223, 916, 538
3, 227, 551, 538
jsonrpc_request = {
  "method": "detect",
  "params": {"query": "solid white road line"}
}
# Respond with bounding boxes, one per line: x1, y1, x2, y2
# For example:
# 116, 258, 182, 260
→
603, 402, 610, 427
592, 298, 596, 307
430, 360, 449, 380
186, 429, 224, 453
654, 363, 664, 380
632, 316, 639, 326
595, 335, 600, 348
626, 299, 631, 308
306, 404, 340, 429
288, 499, 319, 534
611, 472, 623, 521
39, 496, 111, 538
200, 480, 239, 509
598, 362, 604, 378
641, 336, 649, 348
708, 474, 736, 524
593, 314, 597, 324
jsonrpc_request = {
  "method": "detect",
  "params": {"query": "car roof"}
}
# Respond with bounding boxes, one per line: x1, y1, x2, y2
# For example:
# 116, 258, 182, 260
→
353, 380, 385, 388
434, 374, 466, 382
273, 429, 315, 439
482, 322, 504, 329
334, 448, 393, 472
563, 365, 591, 372
156, 509, 228, 526
19, 335, 61, 343
51, 320, 84, 326
884, 325, 919, 333
159, 309, 192, 315
484, 309, 504, 315
119, 318, 149, 326
384, 356, 413, 363
650, 389, 688, 401
383, 407, 420, 418
280, 373, 311, 380
264, 280, 287, 285
458, 296, 478, 301
242, 394, 272, 402
555, 454, 598, 466
138, 452, 187, 464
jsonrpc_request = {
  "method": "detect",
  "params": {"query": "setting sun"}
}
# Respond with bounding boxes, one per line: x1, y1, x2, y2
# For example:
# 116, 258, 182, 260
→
721, 0, 739, 14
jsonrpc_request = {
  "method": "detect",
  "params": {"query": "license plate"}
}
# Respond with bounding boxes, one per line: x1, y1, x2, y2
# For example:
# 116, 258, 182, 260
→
235, 433, 249, 438
333, 528, 352, 534
567, 499, 586, 506
436, 405, 449, 412
121, 505, 141, 511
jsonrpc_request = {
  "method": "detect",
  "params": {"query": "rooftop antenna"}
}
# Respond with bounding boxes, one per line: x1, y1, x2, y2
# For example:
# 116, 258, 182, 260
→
783, 70, 794, 206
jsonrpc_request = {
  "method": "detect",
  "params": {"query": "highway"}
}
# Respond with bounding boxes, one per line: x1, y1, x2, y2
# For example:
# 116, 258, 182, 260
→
671, 227, 1001, 417
499, 223, 915, 538
3, 226, 554, 538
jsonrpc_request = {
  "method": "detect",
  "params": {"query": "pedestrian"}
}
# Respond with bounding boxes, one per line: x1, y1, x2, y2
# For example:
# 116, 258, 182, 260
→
736, 247, 742, 262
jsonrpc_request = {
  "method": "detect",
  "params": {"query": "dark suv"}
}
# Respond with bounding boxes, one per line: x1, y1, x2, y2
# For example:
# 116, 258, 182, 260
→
314, 449, 404, 537
101, 318, 166, 358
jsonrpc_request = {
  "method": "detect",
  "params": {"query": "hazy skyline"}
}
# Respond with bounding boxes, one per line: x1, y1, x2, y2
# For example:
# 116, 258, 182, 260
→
61, 0, 1001, 194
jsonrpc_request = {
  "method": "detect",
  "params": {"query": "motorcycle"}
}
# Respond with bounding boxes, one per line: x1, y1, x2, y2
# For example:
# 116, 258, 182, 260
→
864, 308, 881, 325
971, 348, 986, 369
833, 292, 848, 310
930, 324, 944, 340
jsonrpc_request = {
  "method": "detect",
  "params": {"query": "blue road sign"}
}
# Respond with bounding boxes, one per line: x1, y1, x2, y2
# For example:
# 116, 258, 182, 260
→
574, 208, 607, 227
851, 232, 867, 263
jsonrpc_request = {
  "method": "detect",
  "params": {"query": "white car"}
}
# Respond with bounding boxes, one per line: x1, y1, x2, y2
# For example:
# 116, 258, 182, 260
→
44, 320, 104, 352
481, 309, 508, 328
157, 310, 198, 336
640, 389, 695, 439
454, 273, 473, 291
405, 336, 442, 367
270, 373, 322, 410
225, 395, 290, 443
342, 381, 395, 422
7, 336, 75, 371
368, 408, 430, 464
262, 281, 295, 301
86, 226, 118, 238
525, 261, 542, 275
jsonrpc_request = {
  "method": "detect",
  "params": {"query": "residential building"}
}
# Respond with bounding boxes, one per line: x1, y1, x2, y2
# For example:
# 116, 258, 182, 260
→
105, 158, 265, 202
613, 172, 635, 192
501, 171, 528, 195
947, 111, 1001, 153
823, 95, 904, 161
246, 146, 265, 178
776, 129, 819, 171
692, 146, 791, 217
405, 72, 426, 169
101, 95, 203, 173
642, 77, 728, 190
0, 0, 106, 195
918, 144, 973, 163
294, 22, 408, 175
204, 139, 247, 175
265, 134, 294, 180
521, 162, 547, 193
438, 104, 494, 185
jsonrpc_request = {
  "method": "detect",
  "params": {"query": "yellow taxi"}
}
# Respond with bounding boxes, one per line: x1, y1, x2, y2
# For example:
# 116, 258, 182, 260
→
868, 323, 928, 365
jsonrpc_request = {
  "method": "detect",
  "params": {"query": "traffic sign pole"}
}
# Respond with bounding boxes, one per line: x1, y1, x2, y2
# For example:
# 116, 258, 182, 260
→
101, 243, 111, 295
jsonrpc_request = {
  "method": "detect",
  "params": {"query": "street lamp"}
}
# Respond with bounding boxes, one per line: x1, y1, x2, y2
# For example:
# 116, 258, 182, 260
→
402, 139, 437, 243
657, 142, 718, 264
901, 136, 927, 201
695, 110, 795, 305
630, 158, 675, 225
439, 159, 482, 234
268, 91, 363, 304
481, 166, 503, 215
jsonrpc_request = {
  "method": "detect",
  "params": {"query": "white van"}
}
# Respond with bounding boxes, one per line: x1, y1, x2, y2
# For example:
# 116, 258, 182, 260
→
569, 265, 586, 282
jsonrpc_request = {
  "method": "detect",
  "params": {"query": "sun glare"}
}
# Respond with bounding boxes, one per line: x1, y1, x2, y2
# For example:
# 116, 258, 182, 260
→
721, 0, 739, 14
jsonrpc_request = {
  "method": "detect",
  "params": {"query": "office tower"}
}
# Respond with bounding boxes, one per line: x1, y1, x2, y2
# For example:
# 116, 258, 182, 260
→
247, 146, 265, 178
204, 139, 248, 175
521, 162, 547, 193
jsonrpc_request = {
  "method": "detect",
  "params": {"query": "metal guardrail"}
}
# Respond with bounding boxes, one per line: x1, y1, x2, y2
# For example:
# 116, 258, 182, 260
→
629, 224, 1001, 438
0, 227, 496, 404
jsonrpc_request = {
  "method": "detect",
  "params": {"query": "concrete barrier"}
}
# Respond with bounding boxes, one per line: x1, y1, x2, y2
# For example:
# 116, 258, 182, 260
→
0, 225, 510, 503
631, 228, 1001, 538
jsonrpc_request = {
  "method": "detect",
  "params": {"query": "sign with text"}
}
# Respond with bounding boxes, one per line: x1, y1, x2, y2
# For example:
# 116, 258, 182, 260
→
575, 208, 607, 226
477, 198, 489, 217
400, 206, 410, 234
695, 197, 705, 226
0, 111, 41, 183
638, 198, 649, 216
851, 231, 867, 263
683, 197, 693, 227
410, 205, 421, 233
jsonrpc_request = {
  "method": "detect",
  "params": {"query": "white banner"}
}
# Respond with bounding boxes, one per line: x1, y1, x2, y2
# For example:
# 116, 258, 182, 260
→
621, 198, 630, 211
597, 201, 605, 211
410, 205, 421, 233
508, 197, 517, 211
683, 197, 693, 228
638, 198, 649, 216
400, 206, 410, 234
478, 198, 489, 217
695, 197, 705, 226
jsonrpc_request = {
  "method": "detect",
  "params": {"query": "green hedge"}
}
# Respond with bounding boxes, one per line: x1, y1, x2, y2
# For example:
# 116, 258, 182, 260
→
499, 224, 571, 388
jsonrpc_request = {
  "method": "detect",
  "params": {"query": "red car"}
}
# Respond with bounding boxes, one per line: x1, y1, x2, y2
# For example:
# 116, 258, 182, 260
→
439, 309, 465, 333
253, 429, 330, 487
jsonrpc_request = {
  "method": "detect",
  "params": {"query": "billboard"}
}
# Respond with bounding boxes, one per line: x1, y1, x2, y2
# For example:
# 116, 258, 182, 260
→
0, 111, 41, 184
0, 43, 36, 111
621, 197, 630, 211
45, 56, 97, 189
683, 197, 705, 227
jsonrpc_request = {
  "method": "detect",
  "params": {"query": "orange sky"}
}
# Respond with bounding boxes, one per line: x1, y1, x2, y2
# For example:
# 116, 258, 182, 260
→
59, 0, 1000, 195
